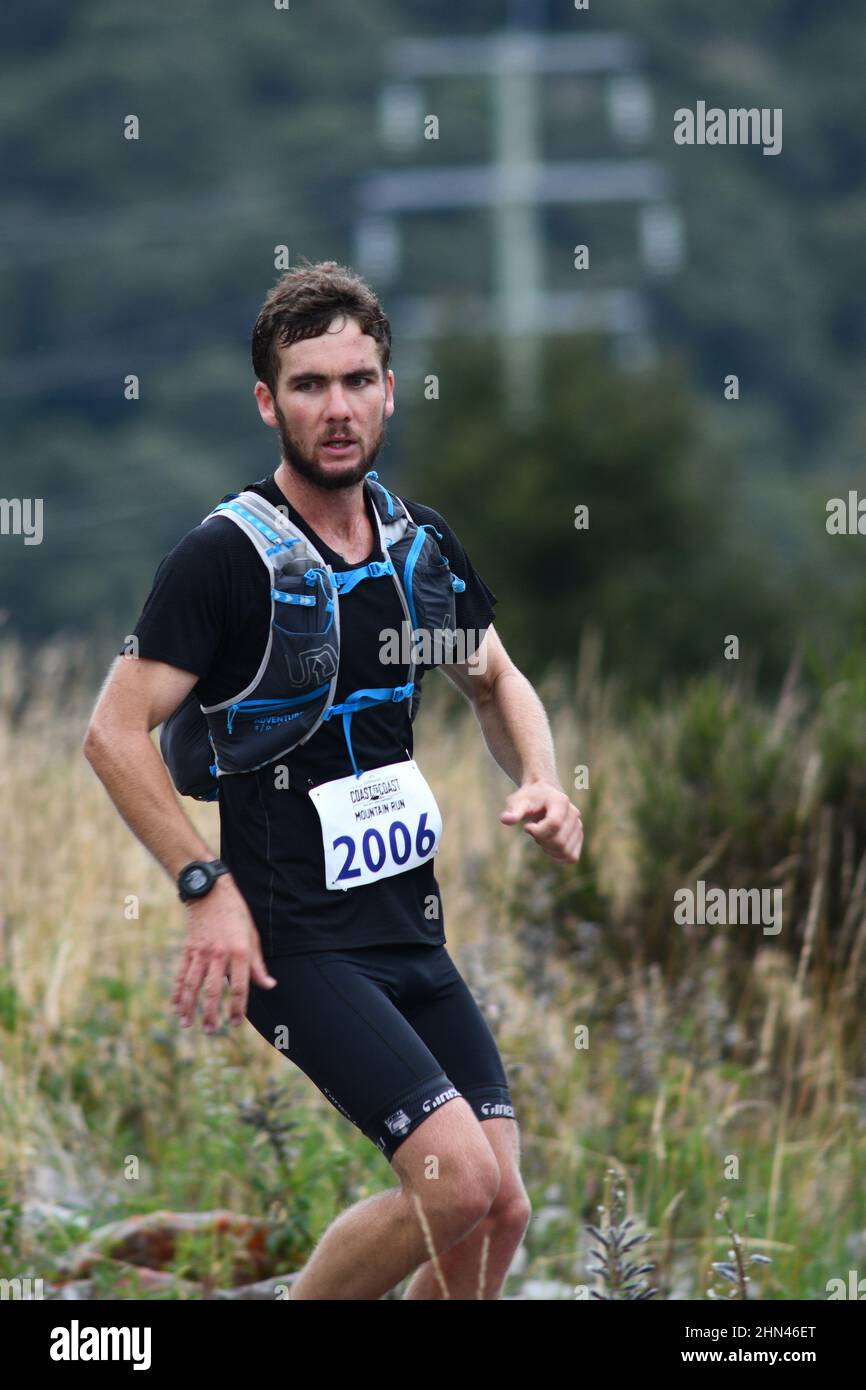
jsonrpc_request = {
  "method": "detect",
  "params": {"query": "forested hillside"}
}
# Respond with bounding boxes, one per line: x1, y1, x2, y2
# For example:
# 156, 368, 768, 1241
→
1, 1, 863, 695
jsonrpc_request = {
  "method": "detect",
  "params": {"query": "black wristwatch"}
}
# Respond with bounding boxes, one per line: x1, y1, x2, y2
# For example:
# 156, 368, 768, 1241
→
177, 858, 230, 902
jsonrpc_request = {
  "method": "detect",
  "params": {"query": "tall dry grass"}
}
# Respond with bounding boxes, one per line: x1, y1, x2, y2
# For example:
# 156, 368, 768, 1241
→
1, 634, 864, 1298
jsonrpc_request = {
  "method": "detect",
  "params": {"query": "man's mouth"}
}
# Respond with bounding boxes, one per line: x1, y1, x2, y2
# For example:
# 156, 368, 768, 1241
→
321, 436, 357, 455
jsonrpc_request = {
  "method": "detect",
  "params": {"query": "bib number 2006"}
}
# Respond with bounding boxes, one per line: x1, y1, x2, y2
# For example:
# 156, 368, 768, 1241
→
309, 759, 443, 891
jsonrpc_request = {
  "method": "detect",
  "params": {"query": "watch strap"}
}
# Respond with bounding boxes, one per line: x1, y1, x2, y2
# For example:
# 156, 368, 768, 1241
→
177, 858, 229, 901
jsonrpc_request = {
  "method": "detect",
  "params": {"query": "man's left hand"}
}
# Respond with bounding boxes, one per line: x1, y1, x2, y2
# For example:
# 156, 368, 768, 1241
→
499, 780, 584, 864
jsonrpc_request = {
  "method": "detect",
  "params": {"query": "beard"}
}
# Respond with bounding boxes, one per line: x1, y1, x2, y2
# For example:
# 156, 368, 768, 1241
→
273, 403, 386, 491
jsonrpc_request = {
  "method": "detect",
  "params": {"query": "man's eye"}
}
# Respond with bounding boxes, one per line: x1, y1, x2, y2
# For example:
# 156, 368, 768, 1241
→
295, 378, 371, 390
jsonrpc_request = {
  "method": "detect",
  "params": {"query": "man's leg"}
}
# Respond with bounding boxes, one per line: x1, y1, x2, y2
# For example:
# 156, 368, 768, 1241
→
392, 947, 529, 1298
289, 1098, 500, 1300
401, 1117, 530, 1300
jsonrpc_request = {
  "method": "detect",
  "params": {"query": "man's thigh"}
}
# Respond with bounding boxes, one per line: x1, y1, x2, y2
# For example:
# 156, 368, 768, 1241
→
246, 947, 464, 1161
399, 946, 517, 1125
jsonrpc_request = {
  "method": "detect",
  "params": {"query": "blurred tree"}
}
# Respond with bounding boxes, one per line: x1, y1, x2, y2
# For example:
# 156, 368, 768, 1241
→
401, 335, 796, 696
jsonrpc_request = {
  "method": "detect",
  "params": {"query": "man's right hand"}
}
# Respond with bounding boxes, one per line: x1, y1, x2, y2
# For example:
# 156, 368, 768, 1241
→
171, 876, 277, 1032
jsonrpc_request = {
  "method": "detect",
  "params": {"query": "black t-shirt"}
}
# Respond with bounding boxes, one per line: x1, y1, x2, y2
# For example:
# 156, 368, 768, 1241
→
124, 472, 497, 956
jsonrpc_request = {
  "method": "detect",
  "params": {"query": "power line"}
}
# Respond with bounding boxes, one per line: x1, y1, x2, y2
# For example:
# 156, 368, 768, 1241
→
356, 21, 684, 419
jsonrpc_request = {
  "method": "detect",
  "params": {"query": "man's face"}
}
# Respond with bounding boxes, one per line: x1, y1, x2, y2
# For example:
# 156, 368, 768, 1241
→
254, 313, 394, 490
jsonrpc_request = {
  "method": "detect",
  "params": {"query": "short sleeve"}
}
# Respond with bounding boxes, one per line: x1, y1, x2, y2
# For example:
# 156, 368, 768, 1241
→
403, 500, 498, 637
122, 526, 229, 681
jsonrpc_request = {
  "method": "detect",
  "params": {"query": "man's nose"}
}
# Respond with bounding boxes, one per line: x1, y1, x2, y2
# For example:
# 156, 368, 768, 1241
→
323, 384, 352, 418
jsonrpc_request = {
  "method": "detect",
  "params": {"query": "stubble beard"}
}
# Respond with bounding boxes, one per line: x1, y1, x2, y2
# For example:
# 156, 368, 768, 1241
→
273, 403, 387, 492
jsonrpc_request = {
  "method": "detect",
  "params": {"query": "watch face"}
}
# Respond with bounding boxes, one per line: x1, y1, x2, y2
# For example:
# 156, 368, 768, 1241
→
185, 867, 209, 893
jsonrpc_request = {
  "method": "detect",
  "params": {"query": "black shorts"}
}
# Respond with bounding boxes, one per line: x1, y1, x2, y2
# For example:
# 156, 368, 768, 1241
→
245, 941, 516, 1161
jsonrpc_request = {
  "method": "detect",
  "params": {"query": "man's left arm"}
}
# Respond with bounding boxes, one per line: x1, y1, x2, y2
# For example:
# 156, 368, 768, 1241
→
438, 625, 583, 865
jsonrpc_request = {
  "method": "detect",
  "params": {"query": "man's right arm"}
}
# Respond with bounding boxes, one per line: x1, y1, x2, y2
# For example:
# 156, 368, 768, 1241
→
83, 654, 216, 878
82, 654, 276, 1028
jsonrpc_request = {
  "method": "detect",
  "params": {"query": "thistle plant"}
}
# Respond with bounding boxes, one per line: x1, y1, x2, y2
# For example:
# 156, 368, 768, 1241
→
708, 1197, 773, 1299
236, 1075, 299, 1169
586, 1170, 657, 1300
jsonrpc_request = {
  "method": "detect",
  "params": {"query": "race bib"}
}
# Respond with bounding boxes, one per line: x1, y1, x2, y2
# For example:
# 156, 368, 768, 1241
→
309, 758, 442, 891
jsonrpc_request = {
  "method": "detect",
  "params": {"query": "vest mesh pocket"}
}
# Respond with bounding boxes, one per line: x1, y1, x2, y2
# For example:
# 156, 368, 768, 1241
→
271, 568, 334, 637
405, 551, 460, 667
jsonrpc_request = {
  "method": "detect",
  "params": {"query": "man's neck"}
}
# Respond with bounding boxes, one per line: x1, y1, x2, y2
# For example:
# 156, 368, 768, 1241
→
273, 461, 366, 531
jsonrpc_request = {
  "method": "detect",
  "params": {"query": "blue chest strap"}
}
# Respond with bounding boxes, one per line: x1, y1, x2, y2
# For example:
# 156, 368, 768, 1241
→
322, 682, 415, 778
327, 557, 407, 774
331, 558, 394, 596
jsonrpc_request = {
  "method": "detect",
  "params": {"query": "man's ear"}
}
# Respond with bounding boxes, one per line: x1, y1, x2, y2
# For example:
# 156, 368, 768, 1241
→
254, 380, 278, 427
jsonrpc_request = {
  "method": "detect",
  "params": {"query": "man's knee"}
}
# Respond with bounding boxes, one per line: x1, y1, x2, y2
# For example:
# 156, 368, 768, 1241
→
488, 1187, 532, 1244
392, 1098, 501, 1244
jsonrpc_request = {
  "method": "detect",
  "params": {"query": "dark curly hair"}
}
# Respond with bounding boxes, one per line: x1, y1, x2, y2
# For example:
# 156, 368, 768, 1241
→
251, 258, 392, 396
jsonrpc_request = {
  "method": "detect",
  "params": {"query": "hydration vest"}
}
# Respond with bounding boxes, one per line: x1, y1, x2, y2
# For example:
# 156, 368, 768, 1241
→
159, 471, 466, 800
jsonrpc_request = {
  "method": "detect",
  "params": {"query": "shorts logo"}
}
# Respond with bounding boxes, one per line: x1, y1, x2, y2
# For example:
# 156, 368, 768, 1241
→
422, 1086, 460, 1113
322, 1087, 354, 1124
480, 1101, 514, 1118
385, 1108, 411, 1136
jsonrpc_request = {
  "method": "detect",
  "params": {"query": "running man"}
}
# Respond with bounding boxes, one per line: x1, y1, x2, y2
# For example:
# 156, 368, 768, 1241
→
83, 260, 583, 1300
